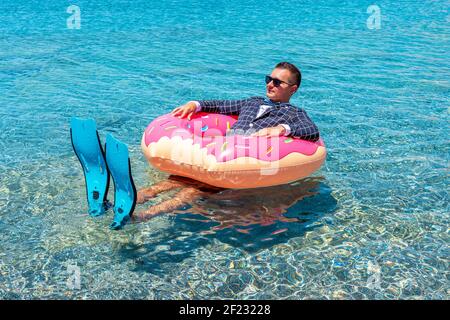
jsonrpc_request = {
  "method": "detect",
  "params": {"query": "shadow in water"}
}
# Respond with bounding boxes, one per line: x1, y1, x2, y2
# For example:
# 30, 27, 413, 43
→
118, 177, 338, 274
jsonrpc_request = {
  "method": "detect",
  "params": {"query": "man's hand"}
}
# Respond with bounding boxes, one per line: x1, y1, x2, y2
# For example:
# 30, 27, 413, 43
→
171, 101, 198, 120
251, 125, 287, 137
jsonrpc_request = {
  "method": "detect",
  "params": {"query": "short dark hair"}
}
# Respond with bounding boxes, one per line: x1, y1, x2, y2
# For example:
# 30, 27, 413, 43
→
275, 61, 301, 87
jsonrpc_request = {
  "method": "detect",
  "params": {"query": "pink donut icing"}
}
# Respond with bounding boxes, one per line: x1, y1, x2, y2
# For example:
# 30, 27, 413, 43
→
143, 112, 324, 162
141, 112, 326, 188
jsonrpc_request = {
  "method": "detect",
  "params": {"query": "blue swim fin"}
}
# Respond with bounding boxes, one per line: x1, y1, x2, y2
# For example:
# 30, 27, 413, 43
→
105, 134, 137, 230
70, 117, 110, 216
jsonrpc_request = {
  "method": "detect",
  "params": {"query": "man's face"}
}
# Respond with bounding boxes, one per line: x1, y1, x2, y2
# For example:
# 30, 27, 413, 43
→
265, 68, 298, 103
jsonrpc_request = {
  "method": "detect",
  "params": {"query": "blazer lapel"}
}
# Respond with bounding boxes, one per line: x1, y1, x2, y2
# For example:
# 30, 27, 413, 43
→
254, 106, 272, 120
254, 99, 276, 120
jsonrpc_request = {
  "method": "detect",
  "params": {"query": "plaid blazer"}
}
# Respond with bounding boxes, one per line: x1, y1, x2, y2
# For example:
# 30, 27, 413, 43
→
198, 96, 320, 142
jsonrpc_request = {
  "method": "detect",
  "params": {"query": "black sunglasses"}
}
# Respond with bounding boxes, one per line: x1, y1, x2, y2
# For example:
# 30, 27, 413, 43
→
265, 75, 294, 87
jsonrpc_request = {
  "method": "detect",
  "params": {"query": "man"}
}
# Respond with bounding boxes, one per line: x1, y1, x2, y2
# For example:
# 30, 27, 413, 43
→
136, 62, 320, 217
171, 61, 319, 141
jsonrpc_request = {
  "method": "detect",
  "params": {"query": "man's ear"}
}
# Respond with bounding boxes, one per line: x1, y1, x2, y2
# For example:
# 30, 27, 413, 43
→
291, 85, 298, 95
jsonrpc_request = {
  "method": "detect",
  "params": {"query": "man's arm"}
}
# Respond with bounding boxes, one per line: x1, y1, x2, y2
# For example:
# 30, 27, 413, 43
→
285, 109, 320, 141
195, 97, 256, 115
172, 97, 257, 120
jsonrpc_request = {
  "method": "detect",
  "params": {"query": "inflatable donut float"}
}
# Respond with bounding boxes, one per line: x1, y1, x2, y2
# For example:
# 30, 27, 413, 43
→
141, 112, 326, 189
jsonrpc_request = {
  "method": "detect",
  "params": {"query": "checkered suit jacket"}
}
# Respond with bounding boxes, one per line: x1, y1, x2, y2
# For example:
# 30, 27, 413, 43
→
198, 96, 320, 142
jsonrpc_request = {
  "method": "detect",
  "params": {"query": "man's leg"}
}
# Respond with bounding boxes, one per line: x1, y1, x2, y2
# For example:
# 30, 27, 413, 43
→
137, 179, 186, 204
136, 187, 203, 219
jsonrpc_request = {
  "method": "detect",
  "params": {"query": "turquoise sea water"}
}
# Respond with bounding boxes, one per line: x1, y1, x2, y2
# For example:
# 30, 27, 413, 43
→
0, 0, 448, 299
